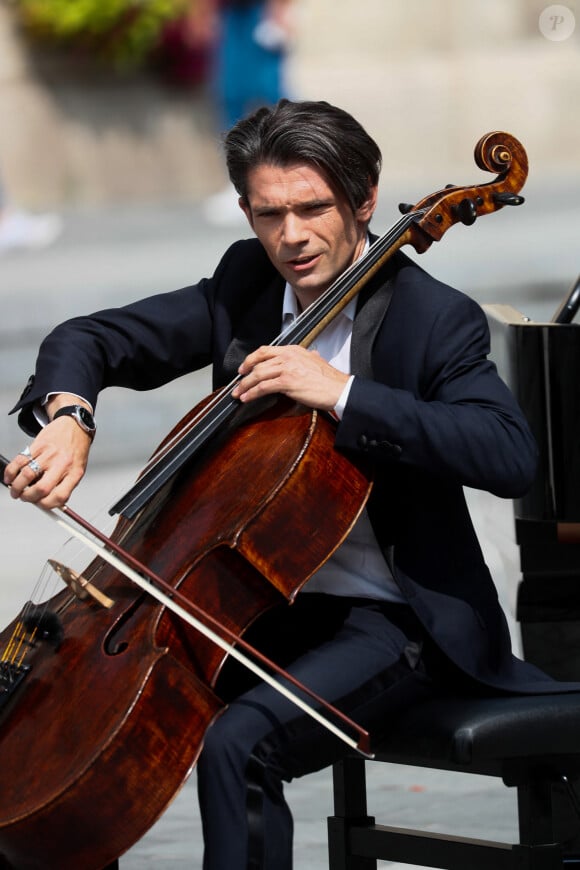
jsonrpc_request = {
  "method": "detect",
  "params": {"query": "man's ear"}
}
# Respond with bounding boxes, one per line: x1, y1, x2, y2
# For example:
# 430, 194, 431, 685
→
240, 198, 254, 230
357, 184, 379, 224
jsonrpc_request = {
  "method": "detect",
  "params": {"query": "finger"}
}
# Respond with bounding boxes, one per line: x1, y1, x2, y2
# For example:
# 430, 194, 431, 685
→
27, 480, 75, 510
11, 450, 44, 481
7, 447, 65, 502
233, 377, 272, 403
233, 359, 286, 401
3, 457, 22, 486
4, 445, 35, 484
238, 344, 299, 374
8, 463, 46, 499
8, 449, 48, 489
238, 346, 272, 375
16, 465, 74, 507
27, 457, 44, 478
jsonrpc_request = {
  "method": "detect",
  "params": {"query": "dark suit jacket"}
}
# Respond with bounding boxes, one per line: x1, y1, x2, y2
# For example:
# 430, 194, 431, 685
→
11, 238, 571, 694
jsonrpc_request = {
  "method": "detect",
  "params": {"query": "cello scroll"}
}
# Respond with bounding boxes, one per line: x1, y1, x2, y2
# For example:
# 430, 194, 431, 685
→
399, 130, 528, 252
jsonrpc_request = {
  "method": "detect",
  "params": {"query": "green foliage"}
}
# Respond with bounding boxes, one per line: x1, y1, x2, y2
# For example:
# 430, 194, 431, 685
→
15, 0, 189, 70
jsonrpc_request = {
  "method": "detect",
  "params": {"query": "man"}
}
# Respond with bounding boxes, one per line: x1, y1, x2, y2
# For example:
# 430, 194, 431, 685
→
3, 100, 562, 869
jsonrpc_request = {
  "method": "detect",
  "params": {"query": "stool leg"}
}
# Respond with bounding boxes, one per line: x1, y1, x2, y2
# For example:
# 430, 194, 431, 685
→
328, 757, 376, 870
517, 780, 554, 845
515, 779, 566, 869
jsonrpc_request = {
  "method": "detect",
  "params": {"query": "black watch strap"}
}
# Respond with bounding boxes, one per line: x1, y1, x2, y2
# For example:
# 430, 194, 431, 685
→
53, 404, 96, 439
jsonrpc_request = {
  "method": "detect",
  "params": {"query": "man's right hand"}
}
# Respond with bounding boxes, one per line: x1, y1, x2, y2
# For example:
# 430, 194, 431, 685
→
3, 395, 92, 509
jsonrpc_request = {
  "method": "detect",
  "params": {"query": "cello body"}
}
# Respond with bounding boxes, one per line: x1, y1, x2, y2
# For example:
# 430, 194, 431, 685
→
0, 397, 371, 869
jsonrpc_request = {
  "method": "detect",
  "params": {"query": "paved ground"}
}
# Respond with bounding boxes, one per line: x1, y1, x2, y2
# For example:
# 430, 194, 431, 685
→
0, 182, 578, 866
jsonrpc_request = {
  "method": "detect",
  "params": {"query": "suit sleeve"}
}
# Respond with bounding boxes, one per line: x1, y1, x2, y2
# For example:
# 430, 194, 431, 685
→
10, 237, 275, 437
11, 279, 214, 436
335, 291, 538, 498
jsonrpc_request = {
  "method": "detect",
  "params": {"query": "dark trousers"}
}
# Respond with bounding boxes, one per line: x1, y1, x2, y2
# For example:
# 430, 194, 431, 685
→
197, 594, 435, 870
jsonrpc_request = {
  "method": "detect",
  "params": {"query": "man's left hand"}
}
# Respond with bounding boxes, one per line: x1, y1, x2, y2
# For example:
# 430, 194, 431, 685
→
232, 345, 349, 411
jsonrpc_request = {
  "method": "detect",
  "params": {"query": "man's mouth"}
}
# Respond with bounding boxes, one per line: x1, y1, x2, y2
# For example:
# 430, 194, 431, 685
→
286, 254, 320, 272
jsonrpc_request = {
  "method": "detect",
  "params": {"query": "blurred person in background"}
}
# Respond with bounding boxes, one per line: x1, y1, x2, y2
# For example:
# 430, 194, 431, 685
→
0, 172, 62, 255
203, 0, 295, 224
215, 0, 294, 132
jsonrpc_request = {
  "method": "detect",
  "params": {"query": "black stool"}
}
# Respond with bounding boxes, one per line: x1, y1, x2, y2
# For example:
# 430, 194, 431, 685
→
328, 691, 580, 869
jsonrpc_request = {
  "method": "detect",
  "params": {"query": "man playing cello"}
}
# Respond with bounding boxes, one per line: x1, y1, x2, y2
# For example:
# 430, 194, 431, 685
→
4, 100, 559, 869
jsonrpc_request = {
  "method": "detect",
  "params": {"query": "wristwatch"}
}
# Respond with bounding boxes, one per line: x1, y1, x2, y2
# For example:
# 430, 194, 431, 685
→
53, 405, 97, 440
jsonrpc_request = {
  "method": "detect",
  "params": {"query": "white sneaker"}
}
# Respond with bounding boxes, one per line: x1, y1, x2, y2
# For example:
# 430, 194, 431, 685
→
202, 186, 246, 227
0, 209, 62, 253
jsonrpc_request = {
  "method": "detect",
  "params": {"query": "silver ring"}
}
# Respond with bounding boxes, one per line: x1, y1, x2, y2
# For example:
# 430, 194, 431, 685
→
19, 446, 32, 458
27, 458, 43, 477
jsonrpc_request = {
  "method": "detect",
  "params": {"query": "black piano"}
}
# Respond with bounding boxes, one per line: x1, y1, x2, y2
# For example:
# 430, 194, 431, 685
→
485, 276, 580, 680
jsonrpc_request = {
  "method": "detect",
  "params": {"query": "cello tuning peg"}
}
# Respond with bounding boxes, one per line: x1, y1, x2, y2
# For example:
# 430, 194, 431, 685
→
398, 203, 414, 214
493, 192, 525, 206
445, 183, 456, 189
452, 197, 478, 226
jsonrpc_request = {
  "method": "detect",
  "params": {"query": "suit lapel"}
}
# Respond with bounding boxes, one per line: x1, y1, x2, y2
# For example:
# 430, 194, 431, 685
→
221, 273, 285, 382
351, 261, 395, 379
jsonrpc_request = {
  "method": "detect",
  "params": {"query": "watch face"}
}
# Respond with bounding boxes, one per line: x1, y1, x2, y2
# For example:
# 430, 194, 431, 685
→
78, 407, 95, 429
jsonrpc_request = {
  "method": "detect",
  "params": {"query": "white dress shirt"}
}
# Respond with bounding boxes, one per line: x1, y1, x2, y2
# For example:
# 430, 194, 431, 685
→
280, 282, 404, 603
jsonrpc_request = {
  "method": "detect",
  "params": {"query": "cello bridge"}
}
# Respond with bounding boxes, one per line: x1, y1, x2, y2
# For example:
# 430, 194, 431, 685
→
49, 559, 114, 609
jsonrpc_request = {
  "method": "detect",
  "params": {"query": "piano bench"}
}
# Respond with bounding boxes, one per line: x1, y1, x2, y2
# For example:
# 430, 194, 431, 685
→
328, 692, 580, 869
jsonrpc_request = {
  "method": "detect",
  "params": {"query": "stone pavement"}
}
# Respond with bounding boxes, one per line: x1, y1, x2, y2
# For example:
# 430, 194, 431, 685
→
0, 185, 577, 866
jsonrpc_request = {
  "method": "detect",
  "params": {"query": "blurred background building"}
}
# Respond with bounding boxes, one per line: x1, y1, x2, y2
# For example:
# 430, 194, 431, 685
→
0, 0, 578, 206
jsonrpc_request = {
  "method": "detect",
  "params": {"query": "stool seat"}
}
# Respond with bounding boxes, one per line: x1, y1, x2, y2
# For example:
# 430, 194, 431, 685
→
374, 691, 580, 778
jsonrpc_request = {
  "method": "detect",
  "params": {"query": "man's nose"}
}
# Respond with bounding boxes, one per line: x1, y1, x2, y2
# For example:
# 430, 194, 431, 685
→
281, 213, 308, 244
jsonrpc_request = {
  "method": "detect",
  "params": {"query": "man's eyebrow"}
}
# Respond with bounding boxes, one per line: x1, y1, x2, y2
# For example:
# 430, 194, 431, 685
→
252, 203, 281, 214
253, 197, 333, 214
303, 197, 333, 208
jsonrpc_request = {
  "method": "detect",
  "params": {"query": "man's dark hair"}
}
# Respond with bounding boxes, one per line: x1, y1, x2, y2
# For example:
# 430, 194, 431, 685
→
224, 100, 382, 213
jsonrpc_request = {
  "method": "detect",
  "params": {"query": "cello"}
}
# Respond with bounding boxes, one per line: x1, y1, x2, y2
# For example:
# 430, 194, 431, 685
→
0, 131, 527, 869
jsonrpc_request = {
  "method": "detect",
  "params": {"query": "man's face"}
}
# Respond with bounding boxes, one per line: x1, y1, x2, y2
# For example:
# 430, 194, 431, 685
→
241, 162, 377, 310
